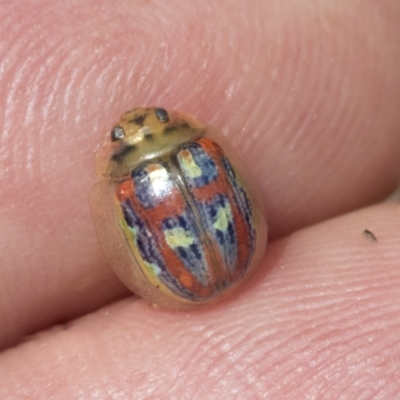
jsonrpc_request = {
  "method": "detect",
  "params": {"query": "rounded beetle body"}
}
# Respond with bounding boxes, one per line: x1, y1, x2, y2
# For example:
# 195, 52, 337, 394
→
90, 107, 267, 310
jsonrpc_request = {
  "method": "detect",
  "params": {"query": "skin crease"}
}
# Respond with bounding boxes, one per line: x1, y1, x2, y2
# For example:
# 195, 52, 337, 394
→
0, 0, 399, 398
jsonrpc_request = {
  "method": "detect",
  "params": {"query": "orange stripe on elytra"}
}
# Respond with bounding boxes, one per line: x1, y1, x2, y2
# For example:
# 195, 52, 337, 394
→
116, 178, 134, 202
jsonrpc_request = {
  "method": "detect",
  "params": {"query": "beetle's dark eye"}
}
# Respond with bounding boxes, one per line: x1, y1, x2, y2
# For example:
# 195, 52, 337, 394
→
111, 126, 125, 142
155, 108, 169, 123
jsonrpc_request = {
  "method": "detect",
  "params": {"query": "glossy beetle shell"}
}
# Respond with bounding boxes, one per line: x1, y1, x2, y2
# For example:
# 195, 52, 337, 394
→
90, 107, 267, 309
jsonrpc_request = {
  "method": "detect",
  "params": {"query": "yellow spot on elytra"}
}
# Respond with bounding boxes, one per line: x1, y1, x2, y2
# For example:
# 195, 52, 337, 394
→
180, 150, 202, 178
164, 227, 194, 248
144, 261, 161, 277
213, 205, 233, 231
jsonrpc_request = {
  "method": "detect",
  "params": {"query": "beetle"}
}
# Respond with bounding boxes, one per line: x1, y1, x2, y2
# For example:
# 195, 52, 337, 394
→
90, 107, 267, 309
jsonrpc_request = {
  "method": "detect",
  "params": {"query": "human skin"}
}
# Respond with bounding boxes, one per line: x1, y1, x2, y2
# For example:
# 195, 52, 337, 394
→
0, 0, 400, 398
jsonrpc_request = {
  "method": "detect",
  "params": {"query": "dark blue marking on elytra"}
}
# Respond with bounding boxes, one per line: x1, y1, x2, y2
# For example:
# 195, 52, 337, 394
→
120, 200, 205, 301
132, 163, 171, 209
194, 193, 238, 274
178, 142, 218, 188
221, 156, 256, 263
161, 212, 209, 286
121, 200, 165, 270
